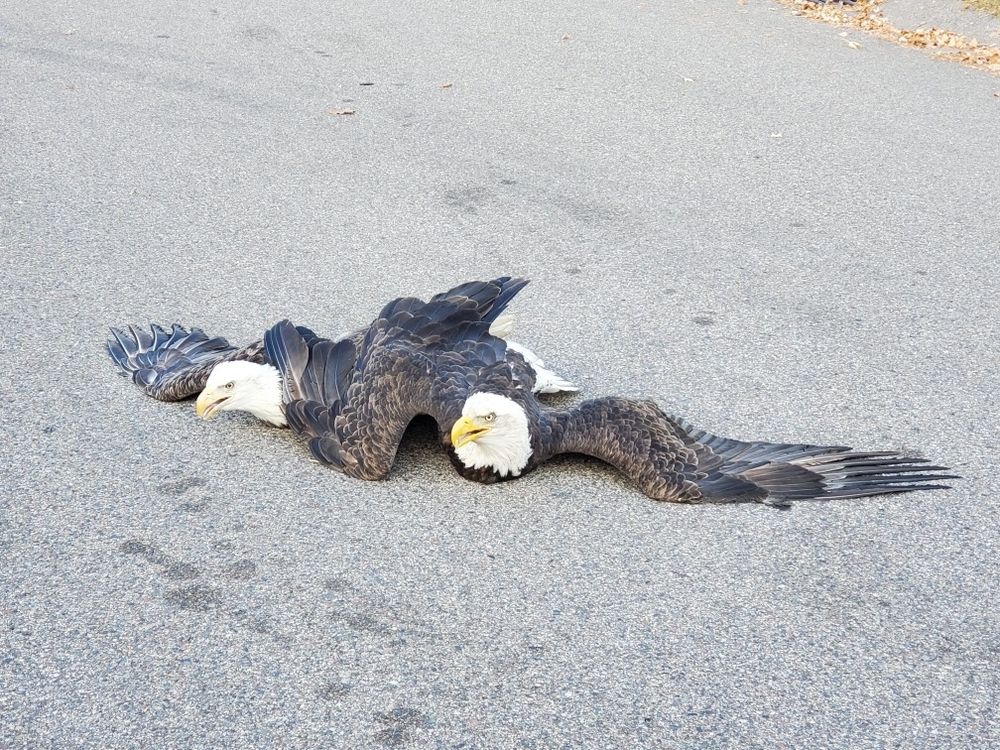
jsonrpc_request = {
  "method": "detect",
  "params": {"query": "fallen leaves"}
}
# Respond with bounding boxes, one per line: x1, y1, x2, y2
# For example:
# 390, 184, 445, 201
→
964, 0, 1000, 18
775, 0, 1000, 75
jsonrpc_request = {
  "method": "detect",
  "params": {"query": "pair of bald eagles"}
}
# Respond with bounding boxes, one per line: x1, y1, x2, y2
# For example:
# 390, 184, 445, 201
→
107, 277, 953, 506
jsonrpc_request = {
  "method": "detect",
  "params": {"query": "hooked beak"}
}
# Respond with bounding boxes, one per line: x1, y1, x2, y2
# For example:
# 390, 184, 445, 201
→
451, 416, 490, 448
195, 389, 229, 420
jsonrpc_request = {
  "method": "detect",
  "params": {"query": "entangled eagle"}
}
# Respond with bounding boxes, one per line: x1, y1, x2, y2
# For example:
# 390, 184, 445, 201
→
197, 283, 952, 505
108, 278, 954, 505
106, 277, 576, 427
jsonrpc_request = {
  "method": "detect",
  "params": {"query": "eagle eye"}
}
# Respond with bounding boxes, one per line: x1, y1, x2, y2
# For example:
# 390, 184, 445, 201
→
224, 382, 234, 390
484, 412, 496, 422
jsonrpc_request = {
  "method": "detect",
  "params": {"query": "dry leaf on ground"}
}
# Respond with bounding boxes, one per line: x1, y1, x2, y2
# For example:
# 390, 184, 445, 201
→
775, 0, 1000, 75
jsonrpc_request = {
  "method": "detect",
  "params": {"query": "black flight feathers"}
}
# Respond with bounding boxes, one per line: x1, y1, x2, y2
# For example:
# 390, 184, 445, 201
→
264, 321, 355, 468
265, 321, 354, 424
429, 276, 529, 325
106, 323, 237, 398
263, 321, 337, 404
675, 418, 957, 505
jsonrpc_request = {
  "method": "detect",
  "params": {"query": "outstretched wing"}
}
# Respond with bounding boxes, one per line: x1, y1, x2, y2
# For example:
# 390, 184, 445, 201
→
669, 417, 956, 505
536, 399, 956, 504
535, 398, 703, 502
268, 286, 522, 480
106, 324, 265, 401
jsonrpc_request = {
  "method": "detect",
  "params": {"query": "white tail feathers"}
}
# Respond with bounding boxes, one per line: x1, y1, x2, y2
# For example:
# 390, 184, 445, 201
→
532, 366, 580, 395
489, 314, 516, 340
505, 340, 579, 394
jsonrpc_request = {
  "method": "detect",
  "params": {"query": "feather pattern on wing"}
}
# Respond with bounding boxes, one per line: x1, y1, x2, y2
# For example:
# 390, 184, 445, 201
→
106, 324, 267, 401
532, 400, 957, 504
268, 280, 530, 480
106, 277, 573, 405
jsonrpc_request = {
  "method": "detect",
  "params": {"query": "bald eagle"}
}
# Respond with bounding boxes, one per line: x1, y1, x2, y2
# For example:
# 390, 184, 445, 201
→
106, 277, 576, 424
251, 289, 954, 505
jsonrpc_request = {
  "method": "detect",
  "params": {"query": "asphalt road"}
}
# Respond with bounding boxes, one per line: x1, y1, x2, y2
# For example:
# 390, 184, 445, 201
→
2, 1, 999, 748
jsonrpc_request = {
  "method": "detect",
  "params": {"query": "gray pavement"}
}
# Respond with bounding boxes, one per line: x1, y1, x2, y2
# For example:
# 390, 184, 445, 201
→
2, 1, 999, 748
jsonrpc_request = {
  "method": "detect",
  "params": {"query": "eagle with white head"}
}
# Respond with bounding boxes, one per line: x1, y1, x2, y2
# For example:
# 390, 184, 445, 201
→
107, 277, 577, 427
109, 279, 954, 504
252, 290, 955, 504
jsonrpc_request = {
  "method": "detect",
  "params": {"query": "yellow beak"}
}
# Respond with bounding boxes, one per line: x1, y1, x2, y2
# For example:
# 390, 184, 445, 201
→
451, 416, 489, 448
195, 388, 226, 419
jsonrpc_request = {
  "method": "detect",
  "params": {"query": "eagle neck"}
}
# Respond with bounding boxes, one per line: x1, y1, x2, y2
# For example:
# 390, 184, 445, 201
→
246, 364, 286, 427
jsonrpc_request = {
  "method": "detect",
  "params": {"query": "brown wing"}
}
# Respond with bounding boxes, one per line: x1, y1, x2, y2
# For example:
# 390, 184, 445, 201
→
533, 398, 703, 502
534, 399, 956, 505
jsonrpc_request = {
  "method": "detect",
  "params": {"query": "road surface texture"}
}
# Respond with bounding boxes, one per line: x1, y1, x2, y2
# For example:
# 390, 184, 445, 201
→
2, 1, 998, 748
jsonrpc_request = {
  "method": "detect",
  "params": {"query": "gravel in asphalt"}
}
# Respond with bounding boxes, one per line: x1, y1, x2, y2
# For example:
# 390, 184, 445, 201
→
2, 1, 998, 747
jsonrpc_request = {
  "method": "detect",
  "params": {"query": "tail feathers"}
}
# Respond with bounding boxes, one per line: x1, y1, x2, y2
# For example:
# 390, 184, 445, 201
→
107, 323, 236, 400
504, 340, 579, 394
488, 314, 515, 339
531, 365, 580, 395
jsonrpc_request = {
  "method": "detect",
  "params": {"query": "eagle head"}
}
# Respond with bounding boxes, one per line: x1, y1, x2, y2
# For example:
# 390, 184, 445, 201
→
195, 361, 286, 427
450, 392, 532, 477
